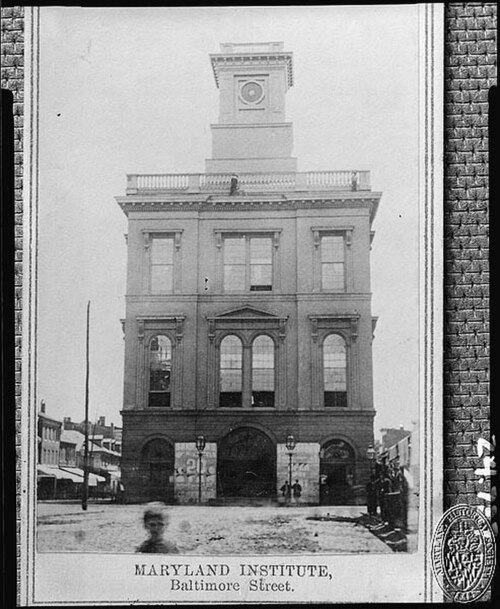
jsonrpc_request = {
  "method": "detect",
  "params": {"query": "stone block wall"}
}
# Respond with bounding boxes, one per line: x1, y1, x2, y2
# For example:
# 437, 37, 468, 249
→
174, 442, 217, 504
2, 7, 25, 604
276, 442, 320, 504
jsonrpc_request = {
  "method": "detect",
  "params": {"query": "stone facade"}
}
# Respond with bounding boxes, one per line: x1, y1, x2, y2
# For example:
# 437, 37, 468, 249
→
118, 42, 381, 505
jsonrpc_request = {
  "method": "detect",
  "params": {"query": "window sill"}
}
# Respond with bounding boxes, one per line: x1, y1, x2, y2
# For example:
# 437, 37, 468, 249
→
320, 289, 346, 294
222, 290, 274, 295
218, 406, 276, 411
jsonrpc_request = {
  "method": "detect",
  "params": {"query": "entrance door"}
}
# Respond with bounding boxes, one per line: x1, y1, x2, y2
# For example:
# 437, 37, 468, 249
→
141, 438, 175, 502
320, 439, 356, 505
218, 427, 276, 498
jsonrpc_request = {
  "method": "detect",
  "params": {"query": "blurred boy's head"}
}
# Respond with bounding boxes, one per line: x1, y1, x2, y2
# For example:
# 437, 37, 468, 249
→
143, 507, 167, 541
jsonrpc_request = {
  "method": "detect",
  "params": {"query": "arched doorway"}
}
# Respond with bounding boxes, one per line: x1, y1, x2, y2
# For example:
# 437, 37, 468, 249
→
320, 439, 356, 505
141, 438, 175, 503
218, 427, 276, 498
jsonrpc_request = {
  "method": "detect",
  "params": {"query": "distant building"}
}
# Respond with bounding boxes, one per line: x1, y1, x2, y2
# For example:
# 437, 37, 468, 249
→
37, 400, 62, 465
380, 427, 411, 454
37, 402, 77, 499
59, 431, 78, 467
87, 435, 121, 477
379, 424, 419, 495
63, 416, 122, 454
59, 429, 121, 492
117, 42, 381, 505
37, 405, 119, 500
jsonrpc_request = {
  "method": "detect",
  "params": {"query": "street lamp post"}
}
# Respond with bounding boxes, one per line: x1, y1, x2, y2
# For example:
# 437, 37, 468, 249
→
366, 444, 376, 516
195, 435, 206, 504
285, 435, 296, 505
367, 444, 376, 477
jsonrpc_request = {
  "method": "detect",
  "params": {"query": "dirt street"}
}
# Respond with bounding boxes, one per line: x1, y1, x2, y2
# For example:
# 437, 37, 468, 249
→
37, 503, 392, 555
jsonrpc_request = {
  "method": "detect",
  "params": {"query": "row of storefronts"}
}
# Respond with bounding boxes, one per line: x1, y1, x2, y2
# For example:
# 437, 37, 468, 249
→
37, 465, 107, 500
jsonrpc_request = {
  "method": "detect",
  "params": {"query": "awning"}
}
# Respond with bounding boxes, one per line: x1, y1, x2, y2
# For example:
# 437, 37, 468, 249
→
59, 467, 106, 487
37, 465, 84, 483
89, 472, 106, 486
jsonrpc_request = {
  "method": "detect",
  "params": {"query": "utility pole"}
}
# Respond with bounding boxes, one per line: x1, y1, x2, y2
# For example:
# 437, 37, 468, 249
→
82, 301, 90, 511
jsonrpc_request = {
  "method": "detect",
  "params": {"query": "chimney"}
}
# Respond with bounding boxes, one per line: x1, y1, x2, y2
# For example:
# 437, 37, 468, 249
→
40, 400, 46, 414
98, 416, 105, 427
63, 417, 71, 428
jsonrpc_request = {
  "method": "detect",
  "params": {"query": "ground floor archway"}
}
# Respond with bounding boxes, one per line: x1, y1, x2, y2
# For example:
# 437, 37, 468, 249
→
319, 439, 356, 505
217, 427, 276, 498
141, 438, 175, 503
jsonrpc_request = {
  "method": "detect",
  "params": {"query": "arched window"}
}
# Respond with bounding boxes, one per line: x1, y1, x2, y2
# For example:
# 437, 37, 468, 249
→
252, 335, 275, 407
323, 334, 347, 407
149, 335, 172, 407
219, 335, 242, 408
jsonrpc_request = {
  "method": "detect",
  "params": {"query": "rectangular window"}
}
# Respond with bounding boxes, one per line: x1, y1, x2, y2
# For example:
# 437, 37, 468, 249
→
151, 236, 174, 294
324, 391, 348, 408
223, 237, 246, 291
223, 234, 273, 292
321, 235, 345, 291
250, 237, 272, 291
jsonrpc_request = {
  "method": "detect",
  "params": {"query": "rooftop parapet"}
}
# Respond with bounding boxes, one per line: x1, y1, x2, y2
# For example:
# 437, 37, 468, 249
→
125, 170, 371, 195
220, 42, 285, 54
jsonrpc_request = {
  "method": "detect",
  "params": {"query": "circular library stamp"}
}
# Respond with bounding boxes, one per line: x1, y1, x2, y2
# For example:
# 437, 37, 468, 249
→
431, 504, 496, 602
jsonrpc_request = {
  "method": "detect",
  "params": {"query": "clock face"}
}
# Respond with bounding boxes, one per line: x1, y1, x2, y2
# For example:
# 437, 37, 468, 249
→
240, 81, 264, 104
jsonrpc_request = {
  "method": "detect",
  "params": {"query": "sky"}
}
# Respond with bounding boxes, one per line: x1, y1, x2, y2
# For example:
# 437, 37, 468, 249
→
37, 5, 420, 438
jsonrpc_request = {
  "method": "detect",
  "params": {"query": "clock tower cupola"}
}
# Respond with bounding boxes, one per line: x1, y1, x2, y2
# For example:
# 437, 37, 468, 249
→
206, 42, 297, 173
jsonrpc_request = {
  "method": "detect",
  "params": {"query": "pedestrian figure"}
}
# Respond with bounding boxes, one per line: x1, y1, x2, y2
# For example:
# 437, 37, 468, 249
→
379, 471, 392, 523
136, 506, 179, 553
366, 478, 377, 516
292, 480, 302, 504
280, 480, 291, 502
116, 481, 125, 504
398, 467, 409, 532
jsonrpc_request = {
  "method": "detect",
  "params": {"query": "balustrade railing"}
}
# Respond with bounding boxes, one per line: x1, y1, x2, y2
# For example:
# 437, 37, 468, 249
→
126, 170, 370, 194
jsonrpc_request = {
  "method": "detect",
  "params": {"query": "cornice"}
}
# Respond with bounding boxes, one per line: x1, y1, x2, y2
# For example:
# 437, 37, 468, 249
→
210, 52, 293, 89
121, 409, 376, 418
210, 122, 294, 130
116, 193, 381, 223
125, 293, 372, 303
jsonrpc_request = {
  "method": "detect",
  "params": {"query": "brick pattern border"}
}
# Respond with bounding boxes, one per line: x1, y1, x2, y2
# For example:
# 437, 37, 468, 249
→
443, 3, 495, 512
1, 4, 24, 605
1, 3, 496, 604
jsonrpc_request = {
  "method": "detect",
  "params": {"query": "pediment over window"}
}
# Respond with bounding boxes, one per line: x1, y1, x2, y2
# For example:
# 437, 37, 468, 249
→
207, 306, 288, 340
308, 312, 359, 343
212, 306, 280, 319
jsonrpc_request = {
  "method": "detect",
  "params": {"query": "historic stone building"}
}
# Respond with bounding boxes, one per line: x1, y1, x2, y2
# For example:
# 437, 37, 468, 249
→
117, 42, 382, 505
